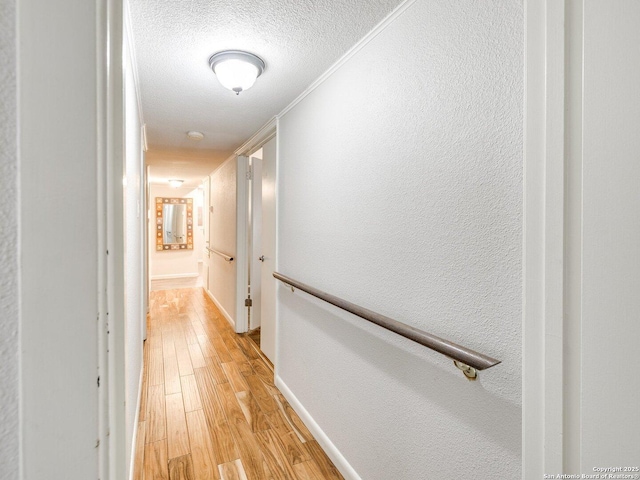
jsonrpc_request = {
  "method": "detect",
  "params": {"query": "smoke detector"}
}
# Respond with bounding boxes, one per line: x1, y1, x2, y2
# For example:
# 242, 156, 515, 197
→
187, 131, 204, 141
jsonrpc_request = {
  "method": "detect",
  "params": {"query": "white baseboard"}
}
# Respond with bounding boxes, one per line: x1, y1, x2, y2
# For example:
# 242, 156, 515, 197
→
205, 289, 235, 329
150, 272, 198, 280
151, 274, 202, 291
274, 375, 361, 480
128, 361, 144, 480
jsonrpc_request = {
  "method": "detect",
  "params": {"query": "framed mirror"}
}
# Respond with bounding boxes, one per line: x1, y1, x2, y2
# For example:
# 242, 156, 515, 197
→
155, 197, 194, 250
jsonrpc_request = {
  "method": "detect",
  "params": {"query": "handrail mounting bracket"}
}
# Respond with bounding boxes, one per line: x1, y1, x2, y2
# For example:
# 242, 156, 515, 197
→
454, 361, 478, 381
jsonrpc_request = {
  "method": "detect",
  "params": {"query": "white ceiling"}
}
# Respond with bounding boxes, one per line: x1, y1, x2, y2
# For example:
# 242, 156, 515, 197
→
129, 0, 404, 182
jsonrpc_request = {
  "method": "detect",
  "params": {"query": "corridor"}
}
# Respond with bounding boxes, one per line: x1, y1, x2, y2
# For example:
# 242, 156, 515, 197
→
134, 289, 342, 480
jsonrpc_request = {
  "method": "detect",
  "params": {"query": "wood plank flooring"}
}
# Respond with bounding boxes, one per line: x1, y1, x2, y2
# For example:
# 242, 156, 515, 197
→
135, 288, 343, 480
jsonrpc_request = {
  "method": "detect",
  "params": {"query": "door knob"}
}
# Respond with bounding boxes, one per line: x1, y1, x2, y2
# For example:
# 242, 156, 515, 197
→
258, 255, 265, 262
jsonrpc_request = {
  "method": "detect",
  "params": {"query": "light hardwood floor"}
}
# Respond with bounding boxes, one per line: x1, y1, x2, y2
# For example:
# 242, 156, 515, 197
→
134, 288, 344, 480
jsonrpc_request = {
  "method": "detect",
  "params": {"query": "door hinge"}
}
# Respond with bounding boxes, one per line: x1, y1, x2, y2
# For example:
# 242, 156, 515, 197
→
245, 297, 252, 307
246, 166, 253, 180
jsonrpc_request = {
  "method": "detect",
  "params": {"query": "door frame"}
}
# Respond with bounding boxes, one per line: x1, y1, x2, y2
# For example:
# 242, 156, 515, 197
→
248, 155, 263, 332
103, 0, 127, 477
523, 0, 583, 475
235, 155, 250, 333
234, 118, 277, 335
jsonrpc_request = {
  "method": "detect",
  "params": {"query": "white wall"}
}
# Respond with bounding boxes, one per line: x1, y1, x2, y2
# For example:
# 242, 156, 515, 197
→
149, 183, 203, 286
276, 0, 522, 478
18, 0, 104, 477
0, 0, 19, 477
207, 157, 238, 324
124, 11, 145, 476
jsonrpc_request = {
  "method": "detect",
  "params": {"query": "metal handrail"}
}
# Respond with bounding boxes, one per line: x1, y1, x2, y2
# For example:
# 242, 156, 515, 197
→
206, 247, 234, 262
273, 272, 500, 379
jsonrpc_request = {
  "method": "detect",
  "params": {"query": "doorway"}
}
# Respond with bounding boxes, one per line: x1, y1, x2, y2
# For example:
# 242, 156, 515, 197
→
245, 135, 277, 364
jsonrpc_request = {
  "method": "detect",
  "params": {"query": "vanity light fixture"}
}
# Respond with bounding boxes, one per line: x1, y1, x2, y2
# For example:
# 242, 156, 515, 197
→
187, 131, 204, 141
168, 179, 184, 188
209, 50, 265, 95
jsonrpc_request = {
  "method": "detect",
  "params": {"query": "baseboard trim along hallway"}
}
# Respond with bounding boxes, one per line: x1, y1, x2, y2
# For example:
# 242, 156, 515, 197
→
274, 376, 362, 480
205, 288, 236, 330
129, 365, 145, 479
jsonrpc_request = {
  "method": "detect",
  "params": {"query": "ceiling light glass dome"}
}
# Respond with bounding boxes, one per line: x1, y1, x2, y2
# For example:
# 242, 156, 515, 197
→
209, 50, 265, 95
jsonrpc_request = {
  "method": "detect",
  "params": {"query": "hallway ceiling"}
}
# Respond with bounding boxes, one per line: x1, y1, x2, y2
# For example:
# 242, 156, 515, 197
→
129, 0, 404, 182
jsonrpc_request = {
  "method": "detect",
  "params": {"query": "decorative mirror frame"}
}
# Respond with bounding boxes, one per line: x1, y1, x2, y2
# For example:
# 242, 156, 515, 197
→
156, 197, 194, 250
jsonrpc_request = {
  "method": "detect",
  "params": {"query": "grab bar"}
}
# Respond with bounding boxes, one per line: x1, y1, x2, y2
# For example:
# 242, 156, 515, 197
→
273, 272, 500, 380
206, 247, 234, 262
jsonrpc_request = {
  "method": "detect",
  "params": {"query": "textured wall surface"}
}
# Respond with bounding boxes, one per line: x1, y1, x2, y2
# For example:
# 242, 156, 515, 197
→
0, 0, 19, 477
277, 0, 523, 478
207, 159, 238, 322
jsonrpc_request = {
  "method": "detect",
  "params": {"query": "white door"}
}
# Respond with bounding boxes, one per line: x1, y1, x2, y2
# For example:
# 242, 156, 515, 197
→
203, 175, 210, 291
249, 157, 263, 331
259, 137, 277, 363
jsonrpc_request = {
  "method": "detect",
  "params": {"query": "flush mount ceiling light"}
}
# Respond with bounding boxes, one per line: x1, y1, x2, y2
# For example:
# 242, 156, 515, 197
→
208, 50, 265, 95
187, 131, 204, 141
168, 179, 184, 188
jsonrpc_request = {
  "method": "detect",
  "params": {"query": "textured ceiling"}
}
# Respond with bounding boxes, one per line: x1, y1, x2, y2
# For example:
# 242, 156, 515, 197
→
129, 0, 404, 178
